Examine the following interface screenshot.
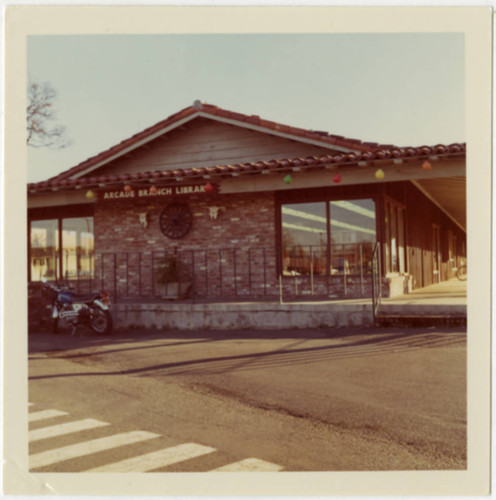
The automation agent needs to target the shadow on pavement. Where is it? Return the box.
[29,327,466,380]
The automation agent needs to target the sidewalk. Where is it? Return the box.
[382,278,467,305]
[378,279,467,320]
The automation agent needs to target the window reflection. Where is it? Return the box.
[30,219,59,281]
[281,199,376,276]
[330,200,376,275]
[282,202,327,276]
[29,217,94,281]
[62,218,94,280]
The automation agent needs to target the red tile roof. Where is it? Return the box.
[28,142,466,194]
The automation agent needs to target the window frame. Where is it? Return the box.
[277,193,379,278]
[28,204,94,282]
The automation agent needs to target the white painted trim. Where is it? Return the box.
[410,180,466,232]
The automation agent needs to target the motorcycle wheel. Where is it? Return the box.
[89,308,113,335]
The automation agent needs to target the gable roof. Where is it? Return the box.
[38,101,399,184]
[27,101,466,194]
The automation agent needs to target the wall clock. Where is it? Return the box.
[159,203,193,239]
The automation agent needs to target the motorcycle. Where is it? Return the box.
[41,281,113,336]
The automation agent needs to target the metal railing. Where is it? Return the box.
[34,243,377,303]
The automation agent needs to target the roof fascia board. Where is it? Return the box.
[199,112,359,154]
[410,179,466,233]
[28,191,93,208]
[71,112,202,179]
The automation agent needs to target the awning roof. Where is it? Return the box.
[413,176,466,230]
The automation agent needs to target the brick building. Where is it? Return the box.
[28,101,466,316]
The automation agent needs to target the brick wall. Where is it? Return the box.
[93,191,278,299]
[94,191,276,252]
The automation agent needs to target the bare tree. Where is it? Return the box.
[27,79,71,149]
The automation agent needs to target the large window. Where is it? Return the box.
[329,200,376,275]
[62,218,94,280]
[281,199,376,276]
[30,219,59,281]
[29,217,94,281]
[281,202,327,276]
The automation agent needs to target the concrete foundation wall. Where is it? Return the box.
[112,302,374,331]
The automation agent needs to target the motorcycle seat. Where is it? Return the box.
[71,293,101,302]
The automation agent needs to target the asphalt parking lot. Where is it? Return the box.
[29,325,467,470]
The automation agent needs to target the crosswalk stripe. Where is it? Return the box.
[29,431,159,469]
[28,409,68,422]
[85,442,217,472]
[211,458,284,472]
[29,419,110,442]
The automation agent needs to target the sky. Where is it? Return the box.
[27,33,465,183]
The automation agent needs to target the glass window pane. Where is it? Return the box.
[281,202,327,276]
[30,219,59,281]
[330,199,376,274]
[62,217,94,280]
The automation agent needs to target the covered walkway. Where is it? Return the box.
[382,279,467,305]
[377,279,467,325]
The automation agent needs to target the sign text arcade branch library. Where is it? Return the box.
[28,101,466,309]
